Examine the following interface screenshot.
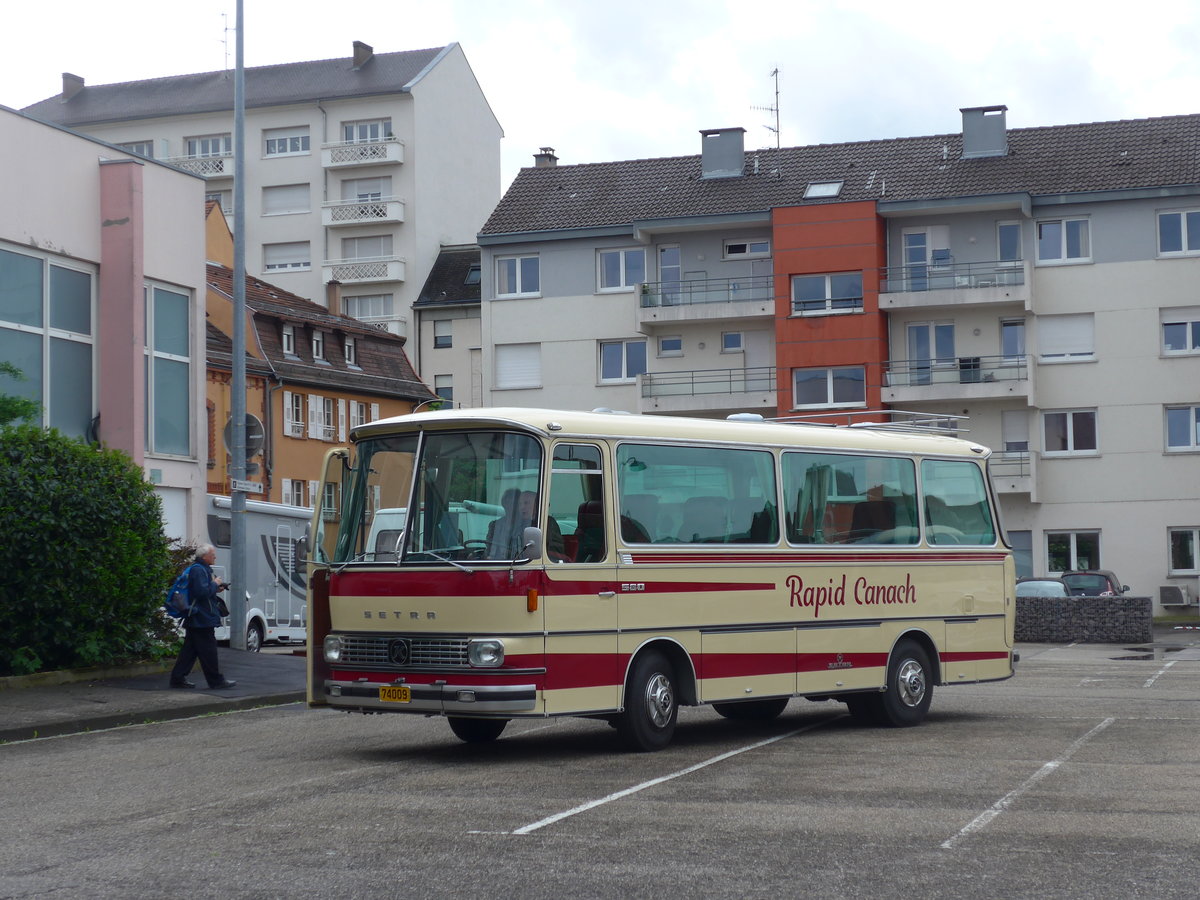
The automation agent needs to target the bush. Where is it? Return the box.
[0,425,177,676]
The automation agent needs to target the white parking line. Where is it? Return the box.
[475,716,840,836]
[1143,660,1177,689]
[940,717,1114,850]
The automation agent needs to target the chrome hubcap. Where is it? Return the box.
[644,672,674,727]
[896,659,925,707]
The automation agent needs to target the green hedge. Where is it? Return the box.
[0,425,177,676]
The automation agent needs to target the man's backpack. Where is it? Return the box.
[164,564,198,620]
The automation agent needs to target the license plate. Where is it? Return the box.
[379,685,411,703]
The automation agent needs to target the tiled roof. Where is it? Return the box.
[415,245,482,307]
[21,46,448,127]
[481,113,1200,236]
[206,264,434,401]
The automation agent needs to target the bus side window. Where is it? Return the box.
[550,443,605,563]
[921,459,996,545]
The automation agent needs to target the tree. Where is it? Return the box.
[0,425,176,675]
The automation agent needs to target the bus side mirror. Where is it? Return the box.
[522,526,544,562]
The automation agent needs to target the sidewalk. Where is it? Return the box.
[0,647,307,743]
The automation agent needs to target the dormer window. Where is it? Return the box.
[804,181,843,199]
[282,324,296,356]
[345,336,358,366]
[312,330,325,361]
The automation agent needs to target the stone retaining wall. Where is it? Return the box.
[1015,595,1153,644]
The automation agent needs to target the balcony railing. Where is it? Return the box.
[880,260,1024,293]
[640,274,774,308]
[884,354,1028,387]
[164,153,235,178]
[989,451,1031,478]
[321,137,404,168]
[321,197,405,227]
[641,366,776,398]
[322,256,406,284]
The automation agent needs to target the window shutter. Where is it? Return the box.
[308,394,320,438]
[370,403,380,422]
[283,391,293,434]
[495,343,541,389]
[1038,314,1094,357]
[308,481,319,509]
[262,184,310,215]
[338,399,347,441]
[282,478,293,506]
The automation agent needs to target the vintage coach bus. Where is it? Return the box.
[305,407,1015,752]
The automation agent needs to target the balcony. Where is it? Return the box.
[637,275,775,330]
[164,153,235,179]
[351,314,408,339]
[989,451,1035,495]
[321,197,405,228]
[639,366,776,415]
[879,260,1029,311]
[321,137,404,169]
[322,256,406,285]
[882,355,1030,404]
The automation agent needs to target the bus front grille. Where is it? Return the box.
[339,634,469,668]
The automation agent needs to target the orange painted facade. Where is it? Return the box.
[772,201,888,418]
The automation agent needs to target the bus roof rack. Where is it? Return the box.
[766,409,968,435]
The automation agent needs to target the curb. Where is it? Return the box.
[0,660,172,692]
[0,690,306,744]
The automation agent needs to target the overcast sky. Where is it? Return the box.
[4,0,1199,190]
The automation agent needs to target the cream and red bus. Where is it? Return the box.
[306,407,1015,752]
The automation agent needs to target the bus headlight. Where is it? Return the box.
[468,639,504,668]
[323,634,345,664]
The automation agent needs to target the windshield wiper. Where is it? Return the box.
[417,548,474,575]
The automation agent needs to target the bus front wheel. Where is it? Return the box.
[876,639,932,727]
[617,650,678,752]
[447,717,508,743]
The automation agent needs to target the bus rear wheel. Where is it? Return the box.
[617,650,678,752]
[875,639,932,727]
[447,717,508,743]
[712,698,788,721]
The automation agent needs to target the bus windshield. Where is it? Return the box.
[332,429,544,564]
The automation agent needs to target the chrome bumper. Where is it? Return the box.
[324,679,538,714]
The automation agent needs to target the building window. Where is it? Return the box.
[1157,209,1200,256]
[997,221,1022,263]
[284,391,305,437]
[264,126,310,157]
[145,283,192,456]
[0,246,96,440]
[1001,409,1030,452]
[1043,409,1098,455]
[118,140,154,158]
[723,239,771,258]
[791,272,863,315]
[1162,308,1200,354]
[599,339,647,383]
[433,320,452,349]
[344,336,357,367]
[322,483,338,519]
[261,184,310,216]
[1047,531,1101,573]
[495,343,541,389]
[312,330,325,361]
[598,248,646,291]
[1008,530,1033,578]
[1036,218,1090,264]
[1166,405,1200,451]
[435,374,453,401]
[496,255,540,297]
[1037,314,1094,361]
[1001,319,1026,362]
[464,264,481,285]
[341,176,389,202]
[263,242,310,271]
[658,335,683,357]
[186,134,231,158]
[722,332,743,353]
[792,366,866,408]
[1170,527,1200,574]
[343,118,392,143]
[343,294,393,320]
[350,401,368,430]
[206,190,232,216]
[320,396,335,440]
[282,478,306,507]
[342,234,391,260]
[804,182,843,199]
[281,324,295,356]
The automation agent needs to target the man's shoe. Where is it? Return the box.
[210,679,238,689]
[169,680,196,689]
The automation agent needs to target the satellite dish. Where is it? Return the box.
[223,414,265,458]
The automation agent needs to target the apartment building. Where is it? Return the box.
[477,110,1200,609]
[412,244,484,409]
[0,105,208,541]
[22,42,502,357]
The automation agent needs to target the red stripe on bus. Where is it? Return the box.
[625,551,1008,565]
[938,651,1012,662]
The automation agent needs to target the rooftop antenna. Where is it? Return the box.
[751,67,781,150]
[222,13,233,70]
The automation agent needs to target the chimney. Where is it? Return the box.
[326,280,342,313]
[960,105,1008,159]
[62,73,84,101]
[700,127,746,179]
[352,41,374,70]
[533,147,558,168]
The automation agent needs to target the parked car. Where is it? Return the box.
[1061,570,1129,597]
[1016,576,1070,598]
